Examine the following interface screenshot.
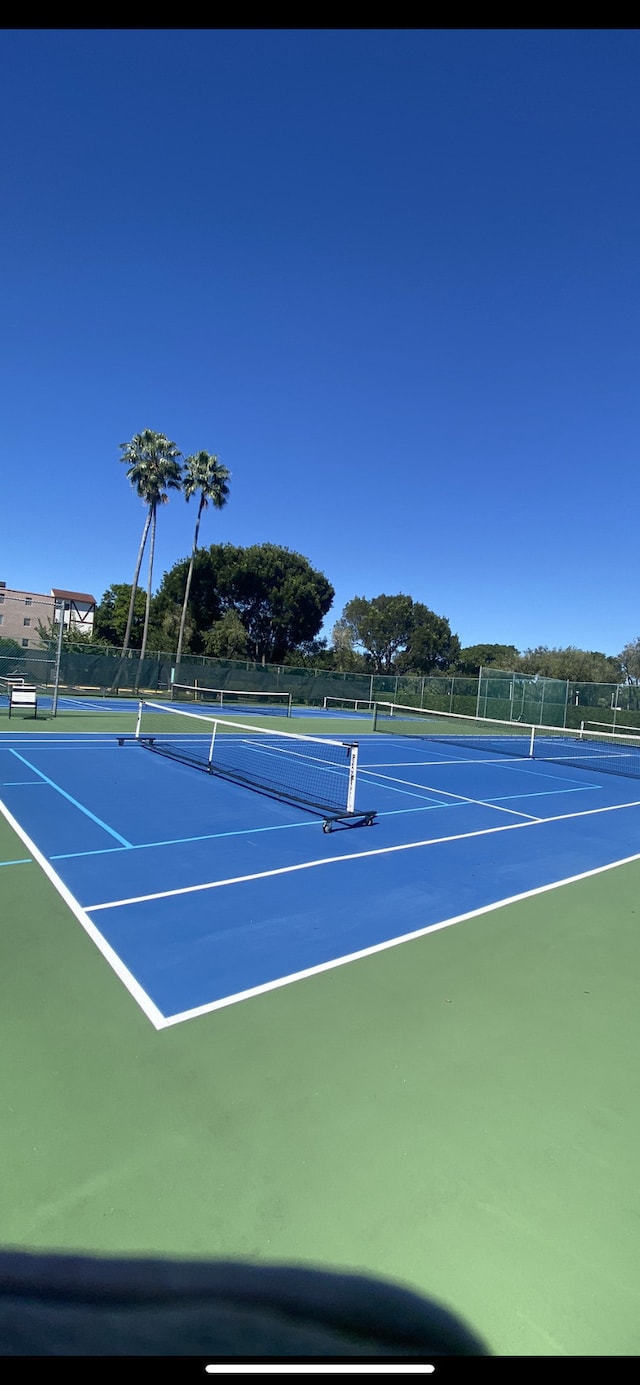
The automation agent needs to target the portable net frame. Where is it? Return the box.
[171,683,292,716]
[372,702,640,781]
[118,701,376,831]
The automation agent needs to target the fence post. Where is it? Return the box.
[51,599,67,716]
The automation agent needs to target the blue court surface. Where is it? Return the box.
[1,691,357,717]
[2,722,640,1029]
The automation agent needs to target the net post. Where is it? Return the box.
[528,724,535,758]
[346,744,358,813]
[135,700,143,738]
[287,692,293,717]
[208,719,217,766]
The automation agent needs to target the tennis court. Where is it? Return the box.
[1,702,639,1026]
[1,699,639,1354]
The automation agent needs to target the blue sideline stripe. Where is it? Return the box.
[48,783,599,862]
[50,818,317,861]
[9,750,132,847]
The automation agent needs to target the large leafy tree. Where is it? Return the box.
[519,646,622,682]
[397,603,461,674]
[340,594,459,674]
[619,637,640,683]
[175,451,230,666]
[119,429,183,663]
[93,584,147,648]
[341,595,414,672]
[329,618,370,672]
[155,543,334,663]
[455,643,521,676]
[202,610,248,658]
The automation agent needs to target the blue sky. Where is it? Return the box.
[2,29,639,657]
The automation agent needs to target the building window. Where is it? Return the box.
[25,597,32,606]
[0,593,4,602]
[0,614,3,624]
[23,617,31,627]
[22,639,29,647]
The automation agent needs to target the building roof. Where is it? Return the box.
[50,589,97,605]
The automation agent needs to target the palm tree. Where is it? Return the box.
[119,430,183,666]
[175,450,230,668]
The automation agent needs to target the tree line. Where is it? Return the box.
[7,426,636,685]
[86,574,640,686]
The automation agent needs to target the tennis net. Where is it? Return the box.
[120,701,376,827]
[372,702,640,780]
[1,675,31,692]
[583,718,640,737]
[171,682,292,716]
[322,695,375,714]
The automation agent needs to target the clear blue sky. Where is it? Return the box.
[2,29,639,657]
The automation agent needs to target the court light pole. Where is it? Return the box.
[52,599,68,717]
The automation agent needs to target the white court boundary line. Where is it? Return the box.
[357,765,542,820]
[162,845,640,1027]
[86,795,640,913]
[4,775,640,1030]
[0,797,165,1030]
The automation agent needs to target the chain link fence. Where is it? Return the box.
[2,644,639,732]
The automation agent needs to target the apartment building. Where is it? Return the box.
[0,583,96,648]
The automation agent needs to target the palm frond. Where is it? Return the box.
[182,449,230,510]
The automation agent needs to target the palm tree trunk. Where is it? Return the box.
[122,510,151,655]
[136,503,157,686]
[175,496,204,670]
[110,509,151,693]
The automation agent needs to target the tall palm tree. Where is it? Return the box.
[119,430,183,665]
[175,450,231,668]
